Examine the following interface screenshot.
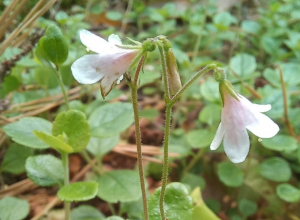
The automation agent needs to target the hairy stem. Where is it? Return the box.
[159,103,173,220]
[127,56,149,220]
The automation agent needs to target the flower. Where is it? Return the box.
[210,81,279,163]
[71,30,140,98]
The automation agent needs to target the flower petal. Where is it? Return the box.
[245,112,279,138]
[71,54,104,84]
[79,30,115,54]
[223,126,250,163]
[251,104,271,112]
[210,122,225,150]
[108,34,122,45]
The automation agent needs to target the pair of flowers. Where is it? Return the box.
[71,30,279,163]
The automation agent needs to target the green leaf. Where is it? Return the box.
[106,11,123,21]
[58,181,98,202]
[97,170,142,203]
[41,25,68,65]
[86,135,119,157]
[259,157,291,182]
[148,182,193,220]
[35,66,58,89]
[217,161,244,187]
[200,78,220,102]
[276,183,300,203]
[71,205,105,220]
[186,129,215,148]
[0,197,30,220]
[181,173,206,191]
[1,144,34,174]
[89,103,134,137]
[213,12,237,27]
[3,117,52,149]
[120,198,143,220]
[0,75,21,98]
[52,110,90,152]
[25,155,64,186]
[198,104,221,126]
[241,20,261,35]
[35,38,53,68]
[261,134,298,151]
[33,131,73,153]
[229,53,257,76]
[238,199,257,217]
[105,217,124,220]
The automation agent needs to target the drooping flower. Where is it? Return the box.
[210,80,279,163]
[71,30,141,98]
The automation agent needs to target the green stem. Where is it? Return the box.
[127,55,149,220]
[81,150,102,175]
[159,103,173,220]
[61,152,70,220]
[171,64,216,103]
[55,67,69,110]
[182,148,206,175]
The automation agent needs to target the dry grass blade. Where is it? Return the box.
[0,0,57,56]
[0,179,37,199]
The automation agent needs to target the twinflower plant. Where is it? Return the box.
[210,71,279,163]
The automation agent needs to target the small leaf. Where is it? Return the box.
[229,53,257,76]
[181,173,206,191]
[1,144,34,174]
[199,104,221,126]
[41,25,68,65]
[89,103,133,137]
[52,109,90,152]
[261,134,298,151]
[217,161,244,187]
[35,66,58,89]
[71,205,105,220]
[186,129,215,148]
[25,155,64,186]
[105,217,124,220]
[86,135,119,157]
[58,182,98,202]
[148,182,193,220]
[33,131,73,153]
[3,117,52,149]
[238,198,257,217]
[276,183,300,203]
[259,157,291,182]
[200,78,220,102]
[35,38,53,68]
[0,197,29,220]
[97,170,141,203]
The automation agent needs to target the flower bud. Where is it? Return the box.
[214,68,226,82]
[142,38,156,52]
[166,49,182,95]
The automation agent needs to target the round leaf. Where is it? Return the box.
[97,170,141,203]
[89,103,134,137]
[71,205,105,220]
[217,161,244,187]
[41,25,68,65]
[25,155,64,186]
[1,144,34,174]
[52,110,90,152]
[86,135,119,157]
[259,157,291,182]
[148,182,193,220]
[261,134,298,151]
[200,79,220,102]
[229,53,257,76]
[276,183,300,203]
[186,129,215,148]
[58,181,99,202]
[198,104,221,126]
[181,173,206,191]
[238,199,257,217]
[0,197,29,220]
[3,117,52,149]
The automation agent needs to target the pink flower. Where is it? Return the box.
[71,30,140,98]
[210,81,279,163]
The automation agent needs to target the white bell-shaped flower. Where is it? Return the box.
[210,81,279,163]
[71,30,140,98]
